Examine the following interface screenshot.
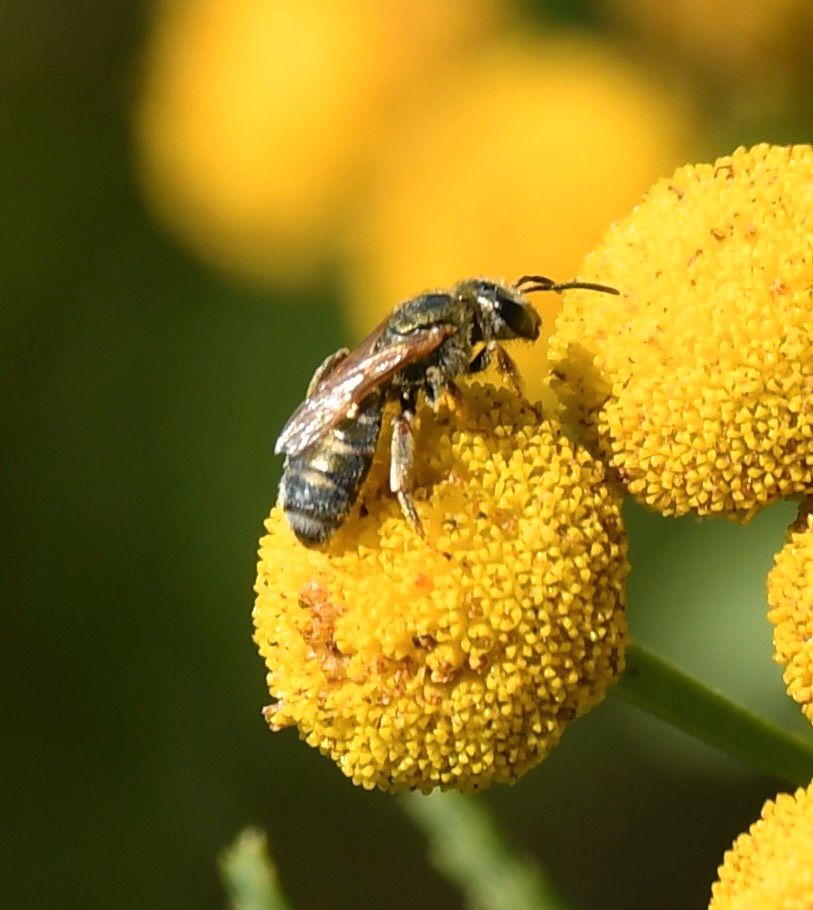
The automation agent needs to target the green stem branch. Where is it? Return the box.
[401,790,570,910]
[614,641,813,786]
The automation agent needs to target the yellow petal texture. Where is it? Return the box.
[709,780,813,909]
[341,35,694,404]
[136,0,498,286]
[767,499,813,723]
[253,381,628,792]
[548,143,813,519]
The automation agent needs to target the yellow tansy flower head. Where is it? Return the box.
[767,498,813,723]
[253,381,628,792]
[709,779,813,909]
[548,144,813,519]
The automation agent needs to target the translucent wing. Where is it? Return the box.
[275,323,455,456]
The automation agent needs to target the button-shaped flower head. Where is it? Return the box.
[767,498,813,723]
[548,144,813,519]
[254,381,628,792]
[709,779,813,908]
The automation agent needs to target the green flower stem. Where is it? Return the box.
[220,828,291,910]
[614,641,813,786]
[401,790,571,910]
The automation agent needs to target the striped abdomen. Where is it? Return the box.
[279,389,384,546]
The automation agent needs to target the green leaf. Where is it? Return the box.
[220,828,291,910]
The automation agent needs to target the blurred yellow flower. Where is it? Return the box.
[253,380,628,792]
[341,34,694,402]
[136,0,498,286]
[709,779,813,909]
[768,499,813,724]
[605,0,813,96]
[548,143,813,519]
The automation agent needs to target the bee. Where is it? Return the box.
[275,275,618,546]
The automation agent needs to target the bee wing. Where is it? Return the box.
[275,323,455,456]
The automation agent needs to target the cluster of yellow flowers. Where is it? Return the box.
[135,0,812,896]
[544,143,813,907]
[251,141,813,904]
[254,383,628,791]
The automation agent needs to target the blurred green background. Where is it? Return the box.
[5,1,813,908]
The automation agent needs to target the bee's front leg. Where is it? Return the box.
[469,342,524,396]
[390,399,424,537]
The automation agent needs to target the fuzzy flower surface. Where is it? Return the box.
[767,499,813,723]
[548,143,813,519]
[709,779,813,909]
[254,381,628,792]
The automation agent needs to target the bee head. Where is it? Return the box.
[459,279,542,343]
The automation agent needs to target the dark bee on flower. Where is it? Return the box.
[275,275,618,546]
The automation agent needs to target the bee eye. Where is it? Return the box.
[496,297,540,340]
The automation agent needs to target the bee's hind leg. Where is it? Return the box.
[307,347,351,395]
[390,402,424,538]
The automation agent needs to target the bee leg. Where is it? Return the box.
[424,366,462,413]
[494,346,525,396]
[443,380,465,412]
[424,366,444,409]
[469,342,525,396]
[306,347,351,396]
[390,406,424,537]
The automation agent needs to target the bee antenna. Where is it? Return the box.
[515,274,619,296]
[514,274,551,289]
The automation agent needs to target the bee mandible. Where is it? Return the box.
[275,275,618,546]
